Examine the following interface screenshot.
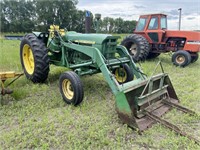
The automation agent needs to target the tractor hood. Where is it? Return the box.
[64,31,120,45]
[165,30,200,41]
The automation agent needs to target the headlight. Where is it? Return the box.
[40,34,44,38]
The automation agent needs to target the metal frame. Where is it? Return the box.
[0,72,23,104]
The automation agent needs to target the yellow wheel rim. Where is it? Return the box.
[62,79,74,100]
[115,68,127,83]
[22,44,35,74]
[176,55,185,64]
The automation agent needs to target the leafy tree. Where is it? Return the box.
[99,17,137,33]
[102,17,109,32]
[114,17,124,33]
[35,0,78,31]
[70,10,86,33]
[0,0,137,33]
[108,17,115,33]
[1,0,35,32]
[0,11,9,32]
[123,20,137,33]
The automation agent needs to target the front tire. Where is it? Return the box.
[121,34,150,62]
[20,33,49,83]
[172,50,191,67]
[59,71,84,106]
[113,64,133,84]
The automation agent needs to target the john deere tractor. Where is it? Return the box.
[20,25,199,142]
[121,13,200,67]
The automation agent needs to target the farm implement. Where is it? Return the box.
[121,13,200,67]
[0,72,23,104]
[20,25,199,144]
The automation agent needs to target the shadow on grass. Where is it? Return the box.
[47,65,69,84]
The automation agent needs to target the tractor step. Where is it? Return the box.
[138,98,200,145]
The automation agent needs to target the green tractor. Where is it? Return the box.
[20,25,198,142]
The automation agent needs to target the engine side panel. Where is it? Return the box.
[164,30,200,52]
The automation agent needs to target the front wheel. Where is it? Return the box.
[112,64,134,84]
[172,50,191,67]
[59,71,84,106]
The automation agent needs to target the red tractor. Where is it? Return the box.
[121,13,200,67]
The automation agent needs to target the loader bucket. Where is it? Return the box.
[115,73,179,131]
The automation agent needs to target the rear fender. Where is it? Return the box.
[32,32,49,45]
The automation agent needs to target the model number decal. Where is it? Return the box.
[187,41,200,45]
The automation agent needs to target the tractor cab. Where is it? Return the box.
[134,14,167,44]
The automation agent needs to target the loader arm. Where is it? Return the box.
[60,40,146,95]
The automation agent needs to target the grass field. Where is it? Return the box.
[0,38,200,149]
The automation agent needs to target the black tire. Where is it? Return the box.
[112,64,133,84]
[121,34,150,62]
[59,71,84,106]
[191,53,199,63]
[147,52,160,59]
[172,50,191,67]
[20,33,49,83]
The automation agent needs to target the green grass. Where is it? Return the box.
[0,39,200,149]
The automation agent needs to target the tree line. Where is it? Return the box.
[0,0,137,34]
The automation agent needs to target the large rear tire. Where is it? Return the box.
[121,34,150,62]
[20,33,49,83]
[59,71,84,106]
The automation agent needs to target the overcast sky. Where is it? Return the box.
[77,0,200,30]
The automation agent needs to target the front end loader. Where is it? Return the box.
[20,25,199,143]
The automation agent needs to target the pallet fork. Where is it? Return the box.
[114,61,199,144]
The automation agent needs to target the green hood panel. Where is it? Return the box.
[65,32,120,44]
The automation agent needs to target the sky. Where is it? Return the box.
[77,0,200,30]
